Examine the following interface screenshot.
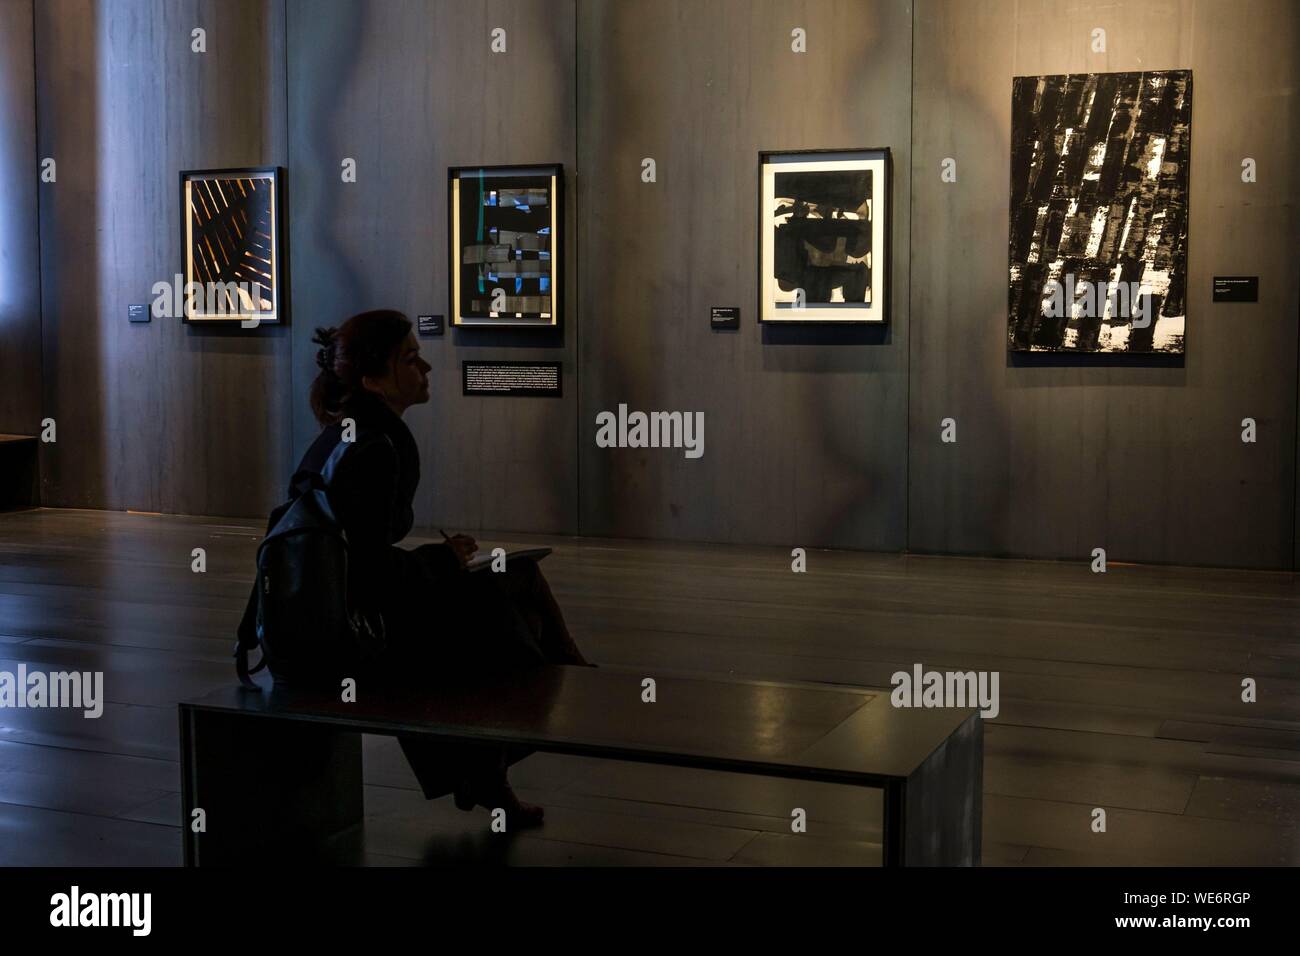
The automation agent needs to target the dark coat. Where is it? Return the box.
[239,389,546,680]
[287,389,462,652]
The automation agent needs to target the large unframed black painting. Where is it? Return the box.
[773,169,873,304]
[1008,70,1191,353]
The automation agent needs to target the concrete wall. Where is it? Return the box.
[0,0,40,435]
[576,0,913,549]
[908,0,1300,569]
[34,0,292,515]
[14,0,1300,568]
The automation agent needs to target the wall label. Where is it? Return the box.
[710,306,740,330]
[463,361,561,397]
[1212,277,1258,303]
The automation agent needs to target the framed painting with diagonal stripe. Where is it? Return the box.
[181,166,285,325]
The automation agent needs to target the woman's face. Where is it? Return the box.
[364,331,431,412]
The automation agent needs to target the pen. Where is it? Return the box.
[439,528,451,541]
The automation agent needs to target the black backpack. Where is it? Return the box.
[235,435,389,688]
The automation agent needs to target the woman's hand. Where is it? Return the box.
[445,533,477,568]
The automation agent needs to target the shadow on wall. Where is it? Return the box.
[913,22,1021,556]
[577,0,655,540]
[0,0,42,439]
[749,0,902,549]
[290,0,369,466]
[37,1,105,508]
[34,0,295,517]
[178,0,293,515]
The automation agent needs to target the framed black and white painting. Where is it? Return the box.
[758,148,889,323]
[449,164,562,328]
[1008,70,1191,353]
[180,166,285,324]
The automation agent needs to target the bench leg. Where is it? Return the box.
[180,707,364,866]
[882,713,983,866]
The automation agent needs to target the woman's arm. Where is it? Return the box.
[330,436,462,585]
[329,436,402,551]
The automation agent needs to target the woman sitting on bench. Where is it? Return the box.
[298,308,592,828]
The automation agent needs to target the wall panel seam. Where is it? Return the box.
[30,0,45,488]
[905,0,916,555]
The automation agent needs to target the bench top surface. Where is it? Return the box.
[184,665,976,782]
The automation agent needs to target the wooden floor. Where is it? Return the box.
[0,507,1296,866]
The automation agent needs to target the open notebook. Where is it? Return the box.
[465,546,553,573]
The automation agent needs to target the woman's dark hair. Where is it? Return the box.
[310,310,413,425]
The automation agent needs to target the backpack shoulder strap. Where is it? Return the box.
[234,580,266,689]
[292,431,393,496]
[319,435,357,486]
[317,431,396,494]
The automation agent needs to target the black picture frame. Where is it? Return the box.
[447,163,563,329]
[178,165,287,326]
[756,147,891,325]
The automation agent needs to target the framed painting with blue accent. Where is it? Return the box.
[448,164,562,328]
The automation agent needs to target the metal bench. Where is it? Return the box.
[179,665,982,866]
[0,435,38,510]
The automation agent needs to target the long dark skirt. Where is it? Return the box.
[380,556,584,800]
